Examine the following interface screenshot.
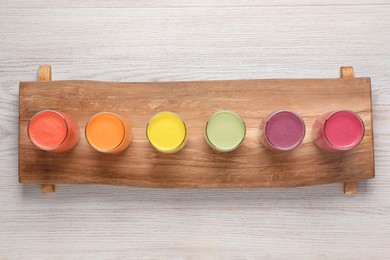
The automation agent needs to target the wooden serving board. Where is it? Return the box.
[19,67,374,193]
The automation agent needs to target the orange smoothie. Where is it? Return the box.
[85,112,132,154]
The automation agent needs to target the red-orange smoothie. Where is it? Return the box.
[28,110,79,152]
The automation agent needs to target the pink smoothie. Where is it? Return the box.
[324,110,364,149]
[28,111,67,149]
[265,111,305,150]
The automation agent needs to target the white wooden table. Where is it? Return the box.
[1,1,389,259]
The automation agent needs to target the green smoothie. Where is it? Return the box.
[206,110,246,152]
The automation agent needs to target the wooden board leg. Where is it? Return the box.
[38,65,56,193]
[340,66,357,195]
[41,184,56,193]
[38,65,52,81]
[340,66,354,79]
[344,181,357,195]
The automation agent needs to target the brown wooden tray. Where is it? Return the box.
[19,66,374,194]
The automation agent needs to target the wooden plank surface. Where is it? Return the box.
[19,78,374,188]
[1,1,390,259]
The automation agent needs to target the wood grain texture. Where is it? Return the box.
[19,78,374,188]
[1,2,390,259]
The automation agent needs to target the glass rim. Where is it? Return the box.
[27,109,69,151]
[146,111,187,153]
[264,110,306,151]
[85,112,127,153]
[323,109,365,151]
[205,110,246,152]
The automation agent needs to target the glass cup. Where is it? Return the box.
[146,111,187,154]
[85,112,132,154]
[261,110,305,152]
[205,110,246,152]
[28,110,79,152]
[312,110,364,152]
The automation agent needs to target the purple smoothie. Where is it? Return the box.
[265,111,305,150]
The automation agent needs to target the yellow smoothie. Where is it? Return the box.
[146,112,187,153]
